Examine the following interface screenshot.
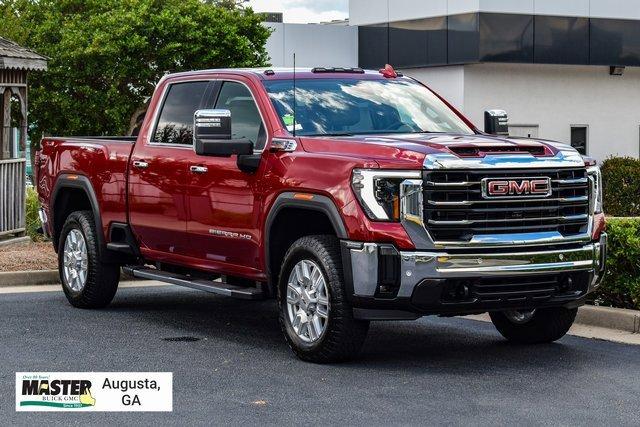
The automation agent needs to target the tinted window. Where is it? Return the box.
[215,82,266,149]
[152,82,208,144]
[390,19,428,68]
[479,13,533,63]
[571,126,587,155]
[358,24,389,69]
[388,17,448,68]
[426,17,448,65]
[590,19,640,66]
[448,13,479,64]
[535,16,588,65]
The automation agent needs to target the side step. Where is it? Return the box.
[122,266,265,300]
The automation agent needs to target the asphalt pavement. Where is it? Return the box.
[1,284,639,425]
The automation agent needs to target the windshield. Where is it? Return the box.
[263,78,475,136]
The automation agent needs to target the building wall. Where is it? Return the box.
[350,0,640,26]
[403,66,466,111]
[464,63,640,160]
[264,15,640,161]
[409,63,640,161]
[264,23,358,68]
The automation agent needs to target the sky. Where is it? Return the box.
[245,0,349,23]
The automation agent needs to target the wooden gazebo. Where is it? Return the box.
[0,37,47,238]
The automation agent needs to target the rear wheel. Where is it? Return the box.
[58,211,120,308]
[490,307,577,344]
[278,235,369,363]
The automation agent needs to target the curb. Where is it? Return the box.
[0,236,32,248]
[576,305,640,334]
[0,268,142,287]
[0,270,59,287]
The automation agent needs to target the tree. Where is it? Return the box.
[0,0,271,146]
[207,0,249,9]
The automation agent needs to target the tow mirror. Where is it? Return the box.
[193,109,253,157]
[484,109,509,136]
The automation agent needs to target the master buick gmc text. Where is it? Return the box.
[36,66,607,363]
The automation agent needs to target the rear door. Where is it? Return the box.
[128,80,212,258]
[184,78,269,276]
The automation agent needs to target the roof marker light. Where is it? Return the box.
[379,64,399,78]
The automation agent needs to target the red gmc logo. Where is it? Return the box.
[482,178,551,198]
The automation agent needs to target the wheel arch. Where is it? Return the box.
[264,192,348,287]
[51,174,105,254]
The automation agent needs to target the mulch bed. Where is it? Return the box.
[0,241,57,272]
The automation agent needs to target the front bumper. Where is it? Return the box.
[343,233,607,320]
[38,207,52,239]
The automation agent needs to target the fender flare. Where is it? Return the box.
[264,192,348,281]
[51,174,105,252]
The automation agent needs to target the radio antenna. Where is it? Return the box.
[292,52,297,137]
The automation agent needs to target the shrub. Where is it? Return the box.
[25,187,41,241]
[601,157,640,217]
[592,217,640,310]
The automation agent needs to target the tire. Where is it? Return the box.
[489,307,578,344]
[278,235,369,363]
[58,210,120,309]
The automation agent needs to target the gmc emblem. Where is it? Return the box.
[481,177,552,199]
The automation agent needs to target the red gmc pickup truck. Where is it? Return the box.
[36,67,607,363]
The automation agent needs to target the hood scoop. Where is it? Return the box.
[449,144,549,158]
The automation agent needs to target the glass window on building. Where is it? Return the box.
[570,125,588,155]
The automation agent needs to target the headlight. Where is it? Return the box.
[587,165,603,214]
[351,169,422,221]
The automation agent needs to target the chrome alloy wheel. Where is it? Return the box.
[62,229,88,292]
[504,309,537,324]
[286,259,330,343]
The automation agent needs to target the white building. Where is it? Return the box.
[264,22,357,69]
[264,0,640,161]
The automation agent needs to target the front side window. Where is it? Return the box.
[263,78,475,137]
[215,81,266,150]
[152,81,208,144]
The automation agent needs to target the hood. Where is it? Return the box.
[300,133,585,169]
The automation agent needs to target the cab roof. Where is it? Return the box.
[164,67,404,81]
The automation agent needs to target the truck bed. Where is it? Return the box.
[36,136,137,244]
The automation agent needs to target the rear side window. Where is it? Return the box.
[152,81,209,145]
[215,82,266,150]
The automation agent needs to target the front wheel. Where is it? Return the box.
[278,235,369,363]
[58,211,120,309]
[489,307,577,344]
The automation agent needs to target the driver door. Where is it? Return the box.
[184,79,269,276]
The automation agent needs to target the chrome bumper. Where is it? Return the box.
[345,233,607,299]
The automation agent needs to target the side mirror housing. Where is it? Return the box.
[484,110,509,136]
[193,109,253,157]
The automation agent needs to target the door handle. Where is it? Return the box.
[133,160,149,169]
[190,165,208,174]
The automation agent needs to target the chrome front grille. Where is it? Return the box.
[423,168,590,243]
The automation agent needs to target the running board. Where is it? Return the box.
[122,266,265,300]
